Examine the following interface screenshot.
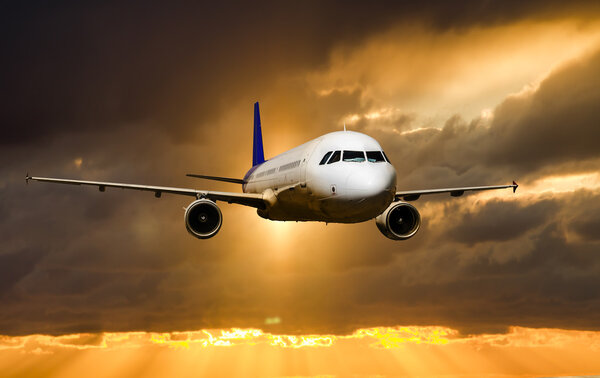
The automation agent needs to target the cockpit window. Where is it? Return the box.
[327,150,341,164]
[319,151,333,165]
[343,151,366,162]
[382,151,391,164]
[366,151,385,162]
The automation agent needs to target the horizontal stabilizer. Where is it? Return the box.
[186,174,245,184]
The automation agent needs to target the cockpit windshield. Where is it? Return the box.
[319,150,389,164]
[319,151,333,165]
[343,151,366,162]
[327,150,341,164]
[366,151,385,162]
[382,151,391,164]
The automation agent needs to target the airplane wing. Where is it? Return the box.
[26,175,266,209]
[395,181,518,201]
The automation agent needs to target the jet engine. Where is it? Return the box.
[184,199,222,239]
[375,202,421,240]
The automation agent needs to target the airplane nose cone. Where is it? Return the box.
[346,165,396,199]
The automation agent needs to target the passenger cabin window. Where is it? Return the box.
[327,150,341,164]
[366,151,385,162]
[319,151,333,165]
[343,151,365,162]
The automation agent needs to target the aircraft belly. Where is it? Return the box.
[264,189,322,221]
[264,191,389,223]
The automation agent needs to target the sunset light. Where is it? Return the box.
[3,327,600,377]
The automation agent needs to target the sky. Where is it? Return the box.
[2,1,600,376]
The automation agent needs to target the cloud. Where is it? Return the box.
[0,249,46,298]
[3,326,600,378]
[445,198,557,245]
[3,2,599,145]
[484,50,600,172]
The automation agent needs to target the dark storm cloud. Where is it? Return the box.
[568,192,600,241]
[2,1,599,145]
[572,216,600,241]
[484,51,600,172]
[0,249,46,297]
[446,199,557,245]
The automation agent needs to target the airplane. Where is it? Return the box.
[26,102,517,240]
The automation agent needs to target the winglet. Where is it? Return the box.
[512,180,518,193]
[252,102,265,167]
[25,172,31,184]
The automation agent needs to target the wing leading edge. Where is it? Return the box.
[395,181,518,201]
[26,175,266,209]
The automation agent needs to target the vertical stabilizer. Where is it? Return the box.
[253,102,265,166]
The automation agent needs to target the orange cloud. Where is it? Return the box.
[308,20,600,125]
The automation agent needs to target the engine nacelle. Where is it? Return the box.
[376,202,421,240]
[184,199,222,239]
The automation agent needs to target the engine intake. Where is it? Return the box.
[184,199,222,239]
[376,202,421,240]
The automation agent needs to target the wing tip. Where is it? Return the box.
[512,180,518,193]
[25,172,31,184]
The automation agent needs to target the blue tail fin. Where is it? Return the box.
[252,102,265,166]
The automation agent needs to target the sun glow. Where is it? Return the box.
[352,326,454,348]
[468,172,600,205]
[4,326,599,353]
[527,172,600,194]
[0,326,452,353]
[480,108,494,120]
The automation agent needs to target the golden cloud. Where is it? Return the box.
[2,326,600,377]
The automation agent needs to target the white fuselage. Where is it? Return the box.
[242,131,397,223]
